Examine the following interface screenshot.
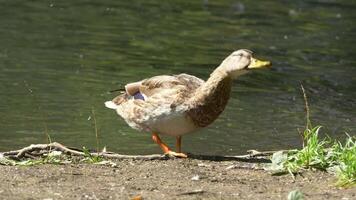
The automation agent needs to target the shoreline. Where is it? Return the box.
[1,158,355,200]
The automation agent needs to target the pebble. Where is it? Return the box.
[191,175,200,181]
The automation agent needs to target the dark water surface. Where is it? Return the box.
[0,0,355,155]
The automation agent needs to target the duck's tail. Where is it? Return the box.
[104,101,119,109]
[105,92,131,110]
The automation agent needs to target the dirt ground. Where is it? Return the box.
[0,158,355,200]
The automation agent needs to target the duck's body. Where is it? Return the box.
[105,49,271,157]
[106,74,204,136]
[106,71,232,136]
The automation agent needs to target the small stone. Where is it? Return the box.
[191,175,200,181]
[198,163,210,167]
[226,165,236,170]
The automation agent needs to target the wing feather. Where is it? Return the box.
[109,73,204,107]
[139,74,204,98]
[106,74,205,131]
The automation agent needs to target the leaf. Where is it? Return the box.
[272,151,288,165]
[0,154,16,166]
[288,190,304,200]
[95,160,117,167]
[265,151,288,172]
[47,151,62,157]
[326,165,341,175]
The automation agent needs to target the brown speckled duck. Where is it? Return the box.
[105,49,271,157]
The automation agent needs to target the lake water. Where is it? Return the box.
[0,0,355,155]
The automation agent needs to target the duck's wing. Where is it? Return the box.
[105,74,205,132]
[139,73,204,99]
[105,73,204,109]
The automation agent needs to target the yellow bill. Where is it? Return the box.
[247,57,272,69]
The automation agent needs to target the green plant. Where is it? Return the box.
[0,151,70,166]
[332,135,356,186]
[269,127,356,187]
[268,85,355,186]
[81,146,103,163]
[285,126,330,173]
[288,190,304,200]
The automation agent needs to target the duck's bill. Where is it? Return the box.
[247,57,272,69]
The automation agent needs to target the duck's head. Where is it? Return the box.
[219,49,271,78]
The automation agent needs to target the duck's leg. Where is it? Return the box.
[176,136,182,153]
[151,133,187,158]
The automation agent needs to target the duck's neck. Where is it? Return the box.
[187,67,233,127]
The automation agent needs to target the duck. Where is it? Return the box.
[105,49,271,158]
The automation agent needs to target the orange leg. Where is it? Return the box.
[151,133,187,158]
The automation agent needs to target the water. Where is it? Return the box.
[0,0,355,155]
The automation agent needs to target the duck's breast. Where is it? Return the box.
[149,109,198,136]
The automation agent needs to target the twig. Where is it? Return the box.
[178,189,205,196]
[1,143,294,162]
[91,107,99,153]
[300,84,312,130]
[246,149,292,156]
[2,150,21,156]
[297,127,305,147]
[5,142,166,160]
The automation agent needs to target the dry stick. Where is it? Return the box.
[246,149,294,157]
[1,146,268,157]
[297,127,304,148]
[91,107,99,153]
[178,189,205,196]
[301,84,312,130]
[0,143,284,161]
[8,143,84,157]
[10,142,166,160]
[300,84,312,149]
[301,84,313,166]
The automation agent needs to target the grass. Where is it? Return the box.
[0,151,70,166]
[288,190,304,200]
[332,135,356,186]
[282,127,356,187]
[0,147,111,166]
[285,126,329,173]
[269,85,356,187]
[91,107,100,153]
[82,146,103,163]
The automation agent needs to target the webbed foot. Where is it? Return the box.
[165,151,188,158]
